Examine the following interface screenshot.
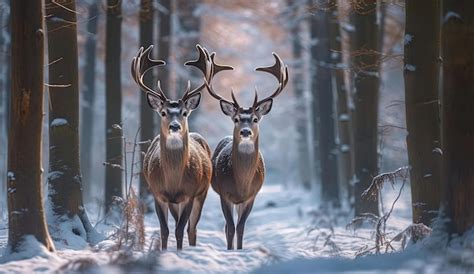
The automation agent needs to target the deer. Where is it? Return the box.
[204,51,289,249]
[131,44,218,250]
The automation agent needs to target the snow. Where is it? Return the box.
[404,34,413,46]
[443,11,462,23]
[0,181,473,273]
[404,64,416,72]
[50,118,69,127]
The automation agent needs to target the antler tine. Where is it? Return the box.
[231,88,240,108]
[252,88,258,108]
[254,52,289,106]
[183,44,222,101]
[131,45,167,101]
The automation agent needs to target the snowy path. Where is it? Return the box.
[0,184,414,273]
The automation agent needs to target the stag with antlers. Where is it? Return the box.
[205,51,289,249]
[131,45,216,250]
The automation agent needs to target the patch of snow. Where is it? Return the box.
[404,34,414,46]
[443,11,462,23]
[404,64,416,72]
[50,118,68,127]
[7,171,15,181]
[339,114,350,122]
[48,171,64,181]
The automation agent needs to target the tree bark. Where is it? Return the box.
[441,0,474,234]
[45,0,96,243]
[105,0,123,212]
[404,0,441,226]
[156,0,171,106]
[310,1,339,205]
[287,0,312,189]
[8,0,54,252]
[139,0,154,200]
[328,0,355,204]
[80,1,99,200]
[351,0,380,216]
[176,0,200,126]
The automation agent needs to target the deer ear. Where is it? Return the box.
[220,100,237,117]
[256,98,273,117]
[185,92,201,110]
[147,93,164,110]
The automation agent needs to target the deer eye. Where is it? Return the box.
[161,111,166,117]
[253,117,258,123]
[233,117,239,123]
[182,111,188,117]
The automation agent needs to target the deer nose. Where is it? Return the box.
[240,128,252,137]
[169,122,181,132]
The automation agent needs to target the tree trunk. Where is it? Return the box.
[156,0,171,107]
[328,1,355,204]
[310,1,339,205]
[105,0,123,212]
[404,0,441,226]
[7,0,54,252]
[351,0,380,216]
[176,0,200,126]
[139,0,154,201]
[80,2,99,201]
[287,0,312,189]
[441,0,474,235]
[45,0,96,243]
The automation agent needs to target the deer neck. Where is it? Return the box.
[160,128,189,181]
[232,136,259,183]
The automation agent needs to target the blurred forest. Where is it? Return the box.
[0,0,473,272]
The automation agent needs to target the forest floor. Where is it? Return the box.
[0,183,473,273]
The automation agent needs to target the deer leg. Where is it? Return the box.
[169,203,179,226]
[220,197,235,250]
[175,199,194,250]
[187,192,208,246]
[154,200,169,250]
[236,198,255,250]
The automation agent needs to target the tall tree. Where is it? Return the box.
[45,0,96,243]
[328,0,354,203]
[7,0,54,252]
[404,0,441,226]
[441,0,474,235]
[176,0,201,126]
[310,1,339,205]
[80,1,99,198]
[350,0,380,216]
[139,0,154,200]
[0,2,9,207]
[287,0,311,189]
[105,0,123,212]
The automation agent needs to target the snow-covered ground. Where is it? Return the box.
[1,182,472,273]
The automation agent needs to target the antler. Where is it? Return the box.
[131,45,167,101]
[203,51,237,107]
[183,44,233,102]
[253,52,289,108]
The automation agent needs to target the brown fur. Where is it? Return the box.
[143,128,212,249]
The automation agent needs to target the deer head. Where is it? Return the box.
[131,45,224,149]
[205,53,289,153]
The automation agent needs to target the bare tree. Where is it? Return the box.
[138,0,154,201]
[286,0,312,189]
[176,0,201,127]
[80,1,99,198]
[441,0,474,234]
[404,0,441,226]
[45,0,96,243]
[7,0,54,252]
[105,0,123,212]
[350,0,380,216]
[328,0,355,203]
[309,0,339,205]
[157,0,171,95]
